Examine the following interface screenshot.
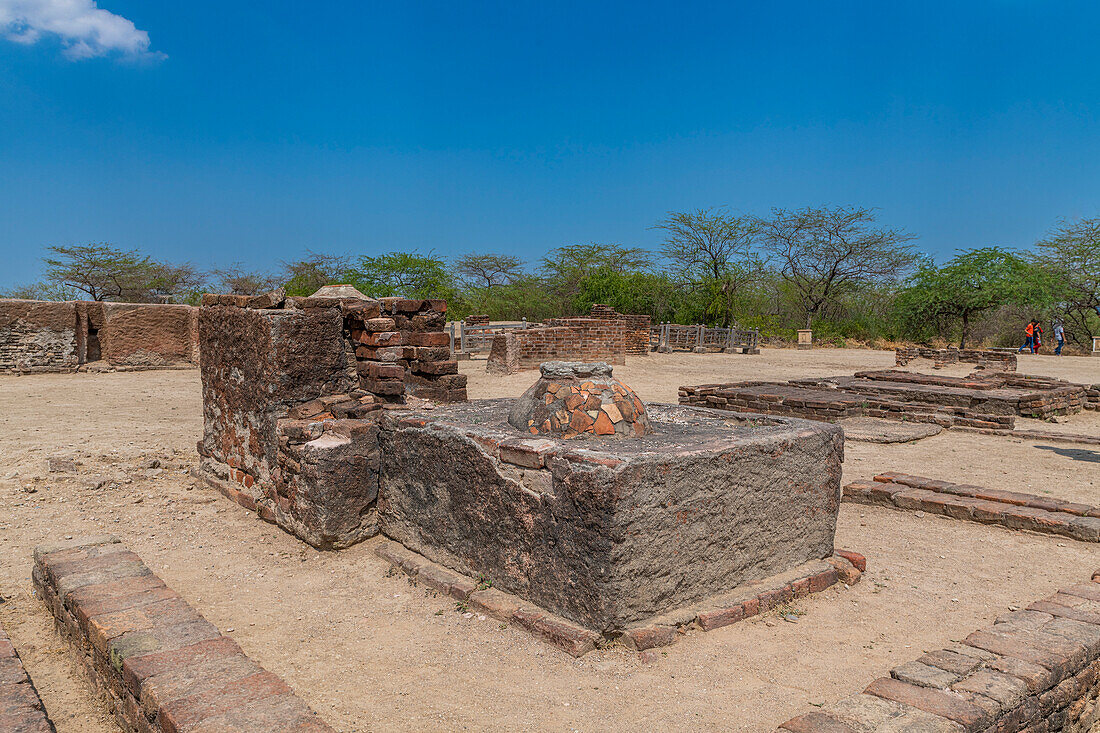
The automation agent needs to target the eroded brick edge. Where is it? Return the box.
[32,535,334,733]
[778,569,1100,732]
[0,624,56,732]
[843,472,1100,543]
[374,538,864,658]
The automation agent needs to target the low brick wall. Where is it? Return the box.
[0,624,55,732]
[779,570,1100,732]
[589,304,651,356]
[679,370,1088,430]
[0,298,200,373]
[486,318,628,375]
[33,535,333,733]
[896,346,1018,371]
[844,473,1100,542]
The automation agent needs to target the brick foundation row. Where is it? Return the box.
[679,370,1091,430]
[32,535,333,733]
[375,538,863,657]
[779,570,1100,732]
[0,625,54,732]
[844,473,1100,542]
[896,346,1018,371]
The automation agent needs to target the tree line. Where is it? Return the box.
[5,206,1099,351]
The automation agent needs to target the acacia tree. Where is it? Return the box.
[538,243,652,315]
[454,253,524,290]
[1035,217,1100,349]
[346,251,457,301]
[759,206,918,329]
[895,248,1054,348]
[281,253,352,296]
[653,207,763,327]
[210,264,279,296]
[44,244,156,301]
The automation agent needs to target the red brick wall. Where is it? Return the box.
[589,304,651,355]
[487,319,628,374]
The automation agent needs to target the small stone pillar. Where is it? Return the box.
[797,329,813,350]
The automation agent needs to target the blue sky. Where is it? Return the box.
[2,1,1099,289]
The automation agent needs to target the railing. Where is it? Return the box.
[450,319,531,358]
[650,323,759,354]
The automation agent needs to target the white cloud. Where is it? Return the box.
[0,0,163,60]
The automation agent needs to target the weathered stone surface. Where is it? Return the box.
[378,401,843,632]
[0,298,79,372]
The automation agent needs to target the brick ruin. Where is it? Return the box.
[0,298,199,373]
[680,369,1094,431]
[486,317,630,375]
[196,289,466,549]
[895,346,1018,371]
[588,304,652,355]
[197,310,852,644]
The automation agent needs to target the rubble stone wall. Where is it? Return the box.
[377,401,843,633]
[0,298,200,373]
[196,292,466,549]
[486,318,628,375]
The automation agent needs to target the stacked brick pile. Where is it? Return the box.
[896,346,1018,371]
[508,362,653,438]
[487,318,628,375]
[33,535,333,732]
[679,370,1088,430]
[779,569,1100,732]
[845,473,1100,542]
[589,304,651,355]
[345,297,464,403]
[197,289,466,550]
[0,625,54,732]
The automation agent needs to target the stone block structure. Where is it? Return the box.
[486,318,628,375]
[377,380,844,634]
[196,290,466,549]
[33,535,334,732]
[0,298,199,373]
[589,304,651,356]
[779,568,1100,732]
[896,346,1018,371]
[680,369,1088,430]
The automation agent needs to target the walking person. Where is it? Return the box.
[1032,321,1042,353]
[1018,320,1035,353]
[1054,322,1065,355]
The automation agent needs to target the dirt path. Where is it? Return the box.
[1,349,1098,731]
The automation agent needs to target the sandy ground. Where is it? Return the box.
[0,348,1098,732]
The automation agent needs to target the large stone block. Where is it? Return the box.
[378,401,843,632]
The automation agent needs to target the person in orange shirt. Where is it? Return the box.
[1018,320,1035,353]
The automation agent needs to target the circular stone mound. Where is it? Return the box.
[508,361,654,438]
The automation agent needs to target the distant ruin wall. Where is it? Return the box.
[0,298,199,373]
[0,299,80,372]
[589,304,651,355]
[895,346,1017,371]
[487,318,628,375]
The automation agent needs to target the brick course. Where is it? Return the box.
[778,570,1100,732]
[32,535,333,733]
[843,473,1100,543]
